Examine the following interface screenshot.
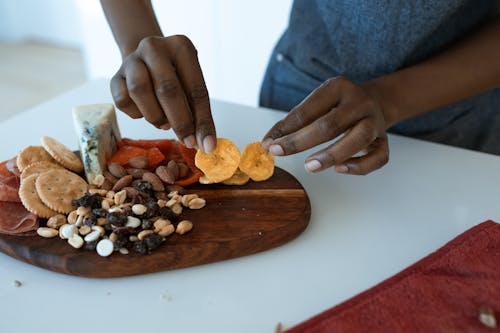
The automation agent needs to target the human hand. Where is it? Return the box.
[110,35,216,152]
[262,77,389,175]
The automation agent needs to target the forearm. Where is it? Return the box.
[364,16,500,128]
[100,0,163,57]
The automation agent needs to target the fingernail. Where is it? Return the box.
[334,165,348,173]
[262,138,273,151]
[269,144,284,156]
[305,159,322,172]
[203,135,216,153]
[160,124,171,130]
[183,135,196,148]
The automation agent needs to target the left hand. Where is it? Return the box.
[262,77,389,175]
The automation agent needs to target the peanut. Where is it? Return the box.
[88,188,108,196]
[79,224,92,236]
[76,206,90,216]
[91,225,105,237]
[188,198,206,210]
[157,199,167,208]
[106,190,115,199]
[132,204,147,215]
[68,234,84,249]
[101,199,111,210]
[172,203,183,215]
[92,174,105,187]
[158,224,175,237]
[176,220,193,235]
[181,194,199,207]
[125,216,141,228]
[109,232,118,242]
[37,227,58,238]
[153,218,171,232]
[46,214,67,229]
[114,189,127,205]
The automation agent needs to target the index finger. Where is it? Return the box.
[262,77,343,149]
[170,36,216,153]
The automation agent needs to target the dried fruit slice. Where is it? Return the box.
[199,175,216,184]
[222,168,250,185]
[195,138,240,183]
[239,142,274,182]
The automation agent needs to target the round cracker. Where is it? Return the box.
[21,161,64,181]
[239,142,275,182]
[195,138,241,183]
[41,136,83,173]
[16,146,56,172]
[18,174,58,218]
[35,169,88,214]
[223,168,250,185]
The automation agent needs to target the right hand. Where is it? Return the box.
[110,35,216,152]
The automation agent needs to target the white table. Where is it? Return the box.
[1,79,499,333]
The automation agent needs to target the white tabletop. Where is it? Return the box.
[1,79,499,333]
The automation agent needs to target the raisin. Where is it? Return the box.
[72,193,101,209]
[113,226,135,236]
[142,201,160,219]
[106,212,127,226]
[133,241,148,254]
[113,235,130,249]
[159,206,179,222]
[84,214,97,227]
[84,240,98,251]
[92,208,108,218]
[144,233,163,251]
[141,219,153,230]
[134,180,154,196]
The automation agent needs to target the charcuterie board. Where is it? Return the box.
[0,167,310,278]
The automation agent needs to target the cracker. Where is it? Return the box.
[16,146,56,172]
[41,136,83,173]
[18,174,58,218]
[35,169,88,214]
[20,161,64,181]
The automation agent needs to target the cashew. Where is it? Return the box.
[153,218,171,232]
[158,224,175,237]
[138,230,154,240]
[92,174,105,187]
[76,206,90,216]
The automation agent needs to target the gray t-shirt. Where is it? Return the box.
[260,0,500,154]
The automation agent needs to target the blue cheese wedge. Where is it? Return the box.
[72,104,121,184]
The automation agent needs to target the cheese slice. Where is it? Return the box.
[72,103,121,184]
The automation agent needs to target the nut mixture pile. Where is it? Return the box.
[35,154,205,257]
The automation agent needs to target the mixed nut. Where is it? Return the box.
[36,158,205,257]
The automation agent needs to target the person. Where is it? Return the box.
[100,0,500,176]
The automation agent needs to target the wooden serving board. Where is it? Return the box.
[0,167,310,278]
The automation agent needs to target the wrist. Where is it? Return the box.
[361,78,400,128]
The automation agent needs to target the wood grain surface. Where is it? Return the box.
[0,167,310,278]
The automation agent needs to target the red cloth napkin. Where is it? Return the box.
[285,221,500,333]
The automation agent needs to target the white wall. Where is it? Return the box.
[78,0,293,107]
[0,0,83,48]
[0,0,293,107]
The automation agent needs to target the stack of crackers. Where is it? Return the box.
[18,136,88,218]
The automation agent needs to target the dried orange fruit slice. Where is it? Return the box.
[239,142,274,181]
[195,138,240,183]
[223,168,250,185]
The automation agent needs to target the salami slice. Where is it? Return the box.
[0,201,39,235]
[0,158,21,202]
